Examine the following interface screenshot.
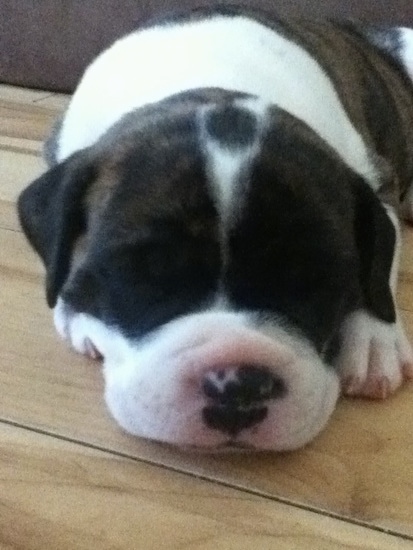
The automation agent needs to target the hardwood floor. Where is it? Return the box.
[1,84,413,549]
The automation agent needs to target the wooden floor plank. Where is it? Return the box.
[0,84,53,104]
[0,149,45,203]
[33,92,70,110]
[0,96,59,143]
[0,135,43,155]
[0,150,45,232]
[0,200,20,232]
[1,422,411,550]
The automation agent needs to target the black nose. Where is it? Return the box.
[202,366,286,436]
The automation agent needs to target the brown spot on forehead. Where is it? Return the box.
[103,149,217,244]
[82,97,222,250]
[84,163,118,225]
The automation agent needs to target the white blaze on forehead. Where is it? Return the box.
[201,141,248,225]
[58,15,377,186]
[199,99,266,307]
[199,99,266,225]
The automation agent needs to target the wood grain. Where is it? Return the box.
[0,84,53,104]
[2,85,413,546]
[1,423,411,550]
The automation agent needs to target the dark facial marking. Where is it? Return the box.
[202,405,268,436]
[204,105,258,149]
[224,109,363,352]
[62,109,221,338]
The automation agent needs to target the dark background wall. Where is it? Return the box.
[1,0,413,92]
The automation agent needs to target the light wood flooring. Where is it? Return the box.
[1,84,413,549]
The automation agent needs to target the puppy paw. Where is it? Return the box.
[81,337,103,360]
[53,298,103,360]
[335,310,413,399]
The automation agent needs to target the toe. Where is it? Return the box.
[84,337,103,360]
[360,376,391,400]
[402,361,413,380]
[341,376,361,396]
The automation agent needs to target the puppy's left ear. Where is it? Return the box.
[17,152,97,308]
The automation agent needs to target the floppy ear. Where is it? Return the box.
[354,180,396,324]
[17,152,97,308]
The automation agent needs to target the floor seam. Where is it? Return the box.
[1,416,412,543]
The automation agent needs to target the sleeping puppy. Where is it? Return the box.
[18,6,413,451]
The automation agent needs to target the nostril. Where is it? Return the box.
[202,365,287,407]
[238,365,286,401]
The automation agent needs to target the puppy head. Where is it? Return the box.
[19,93,369,451]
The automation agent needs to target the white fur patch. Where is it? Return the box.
[199,100,266,286]
[384,206,402,295]
[200,98,267,225]
[199,139,244,290]
[201,129,252,227]
[54,299,339,451]
[57,15,377,186]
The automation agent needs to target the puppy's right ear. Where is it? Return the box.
[17,152,97,308]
